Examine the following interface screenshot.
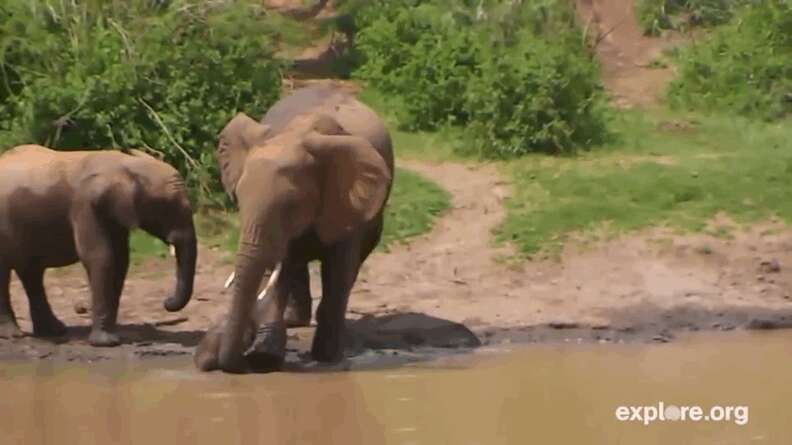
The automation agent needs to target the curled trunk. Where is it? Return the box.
[163,226,197,312]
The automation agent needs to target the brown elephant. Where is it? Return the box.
[0,145,197,346]
[195,86,394,373]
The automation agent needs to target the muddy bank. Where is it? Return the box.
[2,297,792,367]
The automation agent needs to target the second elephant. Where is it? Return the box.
[195,86,394,373]
[0,145,197,346]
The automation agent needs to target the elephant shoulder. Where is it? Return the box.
[72,167,141,227]
[74,158,139,204]
[1,145,54,163]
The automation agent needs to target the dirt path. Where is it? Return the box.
[350,163,792,345]
[576,0,688,108]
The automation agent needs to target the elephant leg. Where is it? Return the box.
[312,240,362,363]
[283,263,312,328]
[110,233,130,320]
[245,258,301,371]
[16,265,66,337]
[0,265,23,338]
[74,209,128,347]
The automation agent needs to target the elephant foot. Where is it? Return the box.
[33,317,67,338]
[311,331,344,363]
[0,320,24,339]
[284,303,311,328]
[245,321,287,372]
[89,329,121,347]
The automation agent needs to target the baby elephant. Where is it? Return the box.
[0,145,197,346]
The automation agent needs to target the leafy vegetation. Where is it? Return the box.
[667,1,792,120]
[0,0,285,205]
[347,0,609,158]
[499,110,792,256]
[636,0,753,35]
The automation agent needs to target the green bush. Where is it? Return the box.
[0,0,285,205]
[350,0,609,156]
[636,0,753,35]
[464,2,608,156]
[352,1,478,130]
[667,1,792,120]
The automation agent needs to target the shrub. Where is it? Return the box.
[636,0,754,35]
[464,2,608,156]
[352,1,479,130]
[0,0,285,205]
[667,1,792,120]
[350,0,609,156]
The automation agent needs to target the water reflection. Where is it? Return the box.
[2,330,792,444]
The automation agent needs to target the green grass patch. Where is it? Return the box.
[380,168,450,250]
[129,231,170,265]
[498,109,792,256]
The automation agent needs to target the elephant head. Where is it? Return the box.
[199,112,391,372]
[123,151,198,312]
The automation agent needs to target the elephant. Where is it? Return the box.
[0,145,197,346]
[195,86,394,373]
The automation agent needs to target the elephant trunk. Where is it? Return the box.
[217,240,277,372]
[163,225,197,312]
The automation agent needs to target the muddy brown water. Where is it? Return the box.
[1,331,791,445]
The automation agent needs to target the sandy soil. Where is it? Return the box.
[3,0,791,365]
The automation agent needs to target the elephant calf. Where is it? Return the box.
[0,145,197,346]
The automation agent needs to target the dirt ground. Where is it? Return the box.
[3,0,791,365]
[576,0,688,108]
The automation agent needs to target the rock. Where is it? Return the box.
[346,313,482,350]
[759,259,781,274]
[73,301,89,315]
[746,318,785,330]
[548,321,579,329]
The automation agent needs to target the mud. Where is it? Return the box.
[2,330,791,444]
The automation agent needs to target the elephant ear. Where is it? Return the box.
[217,113,271,202]
[303,129,392,244]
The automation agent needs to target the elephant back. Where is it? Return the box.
[261,87,393,173]
[261,86,348,136]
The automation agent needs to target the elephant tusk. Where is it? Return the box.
[169,245,176,256]
[257,263,282,301]
[224,271,236,289]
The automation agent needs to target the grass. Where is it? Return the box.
[380,168,450,250]
[130,231,170,265]
[498,109,792,256]
[129,167,450,260]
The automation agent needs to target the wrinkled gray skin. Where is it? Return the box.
[195,86,394,373]
[0,145,197,346]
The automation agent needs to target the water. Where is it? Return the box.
[1,331,791,445]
